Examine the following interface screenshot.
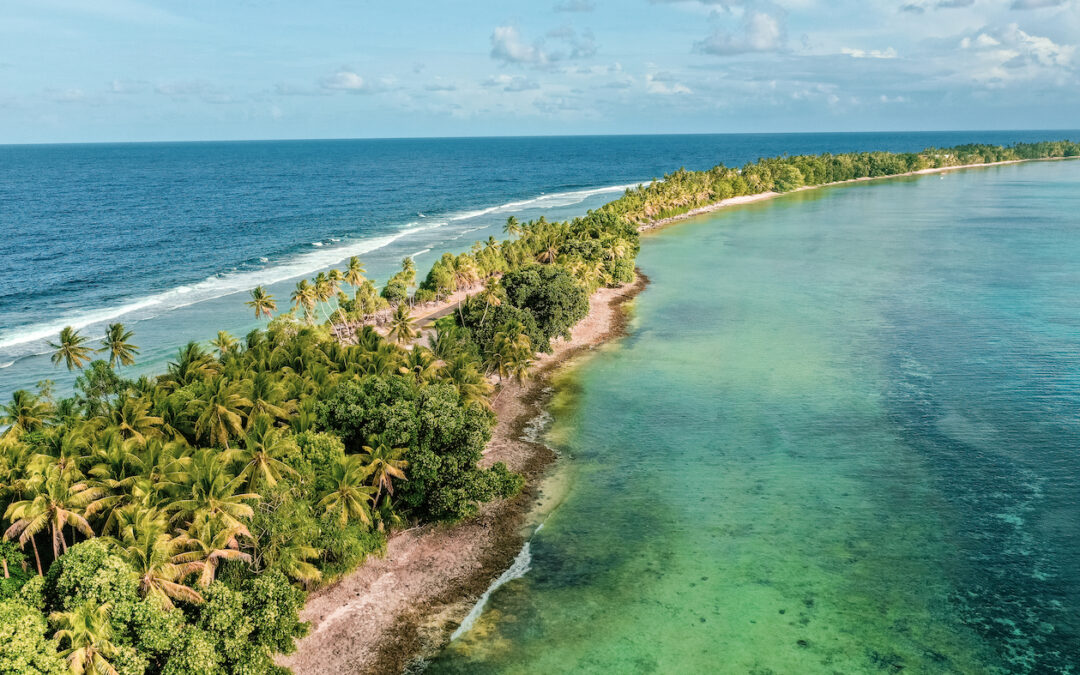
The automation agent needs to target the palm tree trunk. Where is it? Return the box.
[29,537,42,575]
[2,557,8,579]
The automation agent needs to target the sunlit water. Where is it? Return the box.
[3,131,1073,400]
[428,160,1080,673]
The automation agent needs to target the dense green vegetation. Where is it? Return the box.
[600,140,1080,224]
[1,140,1074,673]
[0,198,638,673]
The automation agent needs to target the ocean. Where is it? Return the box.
[429,159,1080,673]
[1,130,1074,400]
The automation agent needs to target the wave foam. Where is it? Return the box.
[0,223,442,355]
[0,182,639,358]
[451,540,533,641]
[448,183,639,222]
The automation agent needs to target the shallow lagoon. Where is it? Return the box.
[430,161,1080,673]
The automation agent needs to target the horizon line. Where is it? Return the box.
[3,128,1079,149]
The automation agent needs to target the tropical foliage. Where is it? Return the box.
[598,140,1080,225]
[4,140,1073,673]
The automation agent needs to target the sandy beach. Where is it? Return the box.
[279,273,647,675]
[636,159,1032,233]
[280,155,1077,675]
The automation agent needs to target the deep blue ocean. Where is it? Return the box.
[0,131,1075,399]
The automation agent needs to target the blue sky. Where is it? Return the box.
[1,0,1077,143]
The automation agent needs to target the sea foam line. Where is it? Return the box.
[450,539,534,642]
[0,181,641,356]
[0,222,442,354]
[448,183,639,222]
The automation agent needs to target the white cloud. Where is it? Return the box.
[1005,24,1075,66]
[696,10,785,55]
[490,23,597,66]
[491,25,549,66]
[321,70,367,91]
[108,79,149,94]
[841,47,898,59]
[645,72,693,94]
[1010,0,1068,9]
[957,23,1076,87]
[483,74,542,91]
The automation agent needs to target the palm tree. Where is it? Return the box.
[210,331,238,358]
[536,239,559,264]
[441,355,492,408]
[358,434,408,508]
[401,257,417,299]
[1,389,52,437]
[451,255,481,291]
[51,602,121,675]
[170,450,258,532]
[110,508,203,607]
[344,256,367,289]
[327,268,345,296]
[173,516,252,587]
[189,377,251,449]
[49,326,94,371]
[99,323,138,368]
[228,416,297,491]
[503,216,523,238]
[262,537,321,587]
[5,466,102,564]
[163,342,217,389]
[242,371,294,429]
[34,426,89,483]
[98,397,163,443]
[137,438,192,501]
[247,286,277,320]
[291,280,317,324]
[400,346,439,385]
[387,304,417,345]
[478,278,504,326]
[358,343,403,378]
[317,456,375,527]
[489,319,532,384]
[505,350,534,384]
[313,272,333,321]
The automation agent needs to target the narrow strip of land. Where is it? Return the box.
[279,275,647,675]
[637,159,1036,233]
[283,154,1076,675]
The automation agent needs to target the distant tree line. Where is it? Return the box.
[600,140,1080,224]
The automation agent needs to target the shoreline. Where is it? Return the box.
[279,273,648,675]
[281,153,1076,674]
[635,157,1071,233]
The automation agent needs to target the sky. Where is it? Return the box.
[0,0,1077,143]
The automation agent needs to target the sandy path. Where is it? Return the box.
[279,275,647,675]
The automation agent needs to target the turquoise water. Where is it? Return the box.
[428,161,1080,673]
[3,132,1075,402]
